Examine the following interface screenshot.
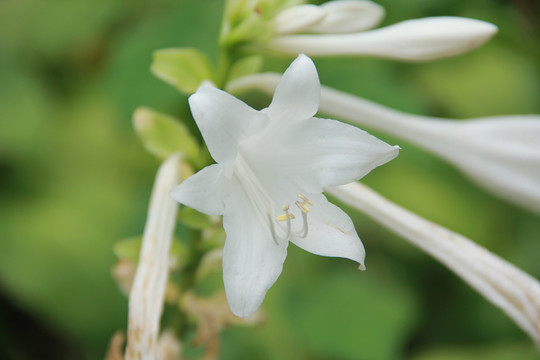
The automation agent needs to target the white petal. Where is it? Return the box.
[222,177,288,318]
[328,182,540,345]
[188,86,269,164]
[264,54,320,123]
[272,4,326,35]
[268,17,498,61]
[243,116,398,198]
[430,116,540,214]
[290,193,366,269]
[228,74,540,214]
[308,0,385,33]
[169,164,227,215]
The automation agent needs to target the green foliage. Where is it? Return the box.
[151,48,214,94]
[228,54,264,81]
[411,342,540,360]
[133,107,201,163]
[114,236,188,267]
[177,207,214,230]
[221,0,304,46]
[113,236,143,263]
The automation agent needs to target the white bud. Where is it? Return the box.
[125,154,181,360]
[308,0,385,33]
[269,16,498,61]
[272,4,326,35]
[328,182,540,346]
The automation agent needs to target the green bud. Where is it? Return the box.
[228,55,264,81]
[220,0,305,47]
[133,107,200,162]
[151,48,213,94]
[221,12,270,47]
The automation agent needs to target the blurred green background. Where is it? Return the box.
[1,0,539,359]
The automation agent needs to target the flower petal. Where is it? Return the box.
[308,0,385,34]
[264,54,320,123]
[169,164,227,215]
[290,193,366,269]
[243,116,399,197]
[188,86,269,164]
[328,182,540,345]
[222,177,288,318]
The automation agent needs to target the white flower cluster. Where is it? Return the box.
[126,2,540,356]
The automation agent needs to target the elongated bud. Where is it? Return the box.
[308,0,385,33]
[328,182,540,346]
[269,16,497,61]
[272,4,326,35]
[125,154,181,360]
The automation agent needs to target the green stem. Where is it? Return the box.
[216,48,233,89]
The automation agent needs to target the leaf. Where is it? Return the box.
[151,48,213,94]
[228,55,264,82]
[133,107,200,161]
[177,207,214,230]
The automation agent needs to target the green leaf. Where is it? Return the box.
[228,55,264,81]
[177,207,214,230]
[411,342,539,360]
[151,47,213,94]
[133,107,200,161]
[113,236,142,263]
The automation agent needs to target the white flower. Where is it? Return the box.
[269,16,497,61]
[170,55,399,317]
[328,182,540,346]
[228,73,540,214]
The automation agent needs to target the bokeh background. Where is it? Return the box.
[1,0,539,359]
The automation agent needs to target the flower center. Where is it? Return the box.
[273,194,313,241]
[234,151,314,245]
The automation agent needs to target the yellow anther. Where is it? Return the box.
[276,213,296,222]
[297,194,313,206]
[295,201,310,213]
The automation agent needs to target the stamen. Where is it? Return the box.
[267,213,281,246]
[297,194,313,206]
[282,205,292,240]
[275,214,296,221]
[271,205,295,244]
[295,201,310,238]
[276,205,296,221]
[298,210,309,238]
[295,201,309,213]
[272,196,315,242]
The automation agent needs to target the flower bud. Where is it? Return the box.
[329,182,540,346]
[269,16,498,61]
[308,0,385,33]
[272,4,326,35]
